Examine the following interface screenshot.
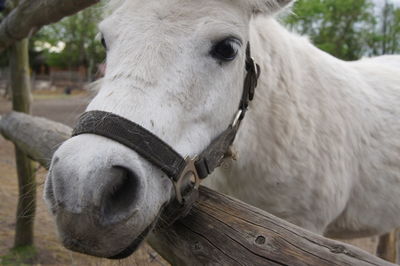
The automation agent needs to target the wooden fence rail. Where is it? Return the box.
[0,111,394,266]
[0,0,99,52]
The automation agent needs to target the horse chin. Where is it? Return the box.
[60,219,157,259]
[56,205,162,260]
[107,221,156,260]
[107,200,172,259]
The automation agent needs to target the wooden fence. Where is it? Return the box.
[0,111,395,266]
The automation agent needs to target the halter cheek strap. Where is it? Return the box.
[72,44,260,213]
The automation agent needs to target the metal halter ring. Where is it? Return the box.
[173,157,201,204]
[232,109,243,128]
[251,57,258,77]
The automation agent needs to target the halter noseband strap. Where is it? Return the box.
[72,43,260,209]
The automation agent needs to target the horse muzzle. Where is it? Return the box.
[44,134,169,258]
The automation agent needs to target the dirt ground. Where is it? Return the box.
[0,91,380,265]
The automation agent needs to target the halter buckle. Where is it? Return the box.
[173,157,201,204]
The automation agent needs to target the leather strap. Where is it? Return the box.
[72,111,187,181]
[194,124,239,179]
[241,45,261,117]
[72,110,240,180]
[194,45,260,179]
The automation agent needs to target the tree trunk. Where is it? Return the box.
[377,230,399,263]
[382,0,390,55]
[10,38,36,248]
[0,0,99,52]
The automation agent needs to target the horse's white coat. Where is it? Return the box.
[45,0,400,256]
[207,18,400,237]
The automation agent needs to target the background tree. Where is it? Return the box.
[33,4,105,80]
[368,0,400,55]
[8,0,36,258]
[10,38,36,251]
[0,0,100,262]
[285,0,400,60]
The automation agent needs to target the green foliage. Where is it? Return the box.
[367,1,400,55]
[285,0,400,60]
[33,3,105,72]
[0,245,37,265]
[286,0,377,60]
[24,0,400,69]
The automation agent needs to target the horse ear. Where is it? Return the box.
[247,0,295,15]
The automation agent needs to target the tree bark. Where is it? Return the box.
[377,230,399,263]
[10,39,36,248]
[0,112,395,266]
[382,0,389,54]
[10,39,31,113]
[0,0,100,52]
[0,112,72,168]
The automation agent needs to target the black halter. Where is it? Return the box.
[72,44,260,216]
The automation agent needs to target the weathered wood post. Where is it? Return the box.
[9,37,37,248]
[377,229,399,263]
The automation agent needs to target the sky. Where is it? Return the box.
[372,0,400,16]
[373,0,400,7]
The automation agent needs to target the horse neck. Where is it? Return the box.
[239,16,349,160]
[249,16,343,106]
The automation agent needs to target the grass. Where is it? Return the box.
[0,246,37,265]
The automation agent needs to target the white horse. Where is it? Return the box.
[44,0,400,258]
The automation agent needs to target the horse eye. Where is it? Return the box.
[211,38,241,62]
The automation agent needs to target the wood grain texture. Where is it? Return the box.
[377,230,399,263]
[0,112,71,168]
[150,187,394,266]
[10,39,36,247]
[0,112,395,265]
[0,0,99,52]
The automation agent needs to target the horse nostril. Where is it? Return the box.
[101,166,140,224]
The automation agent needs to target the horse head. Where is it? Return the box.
[44,0,293,258]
